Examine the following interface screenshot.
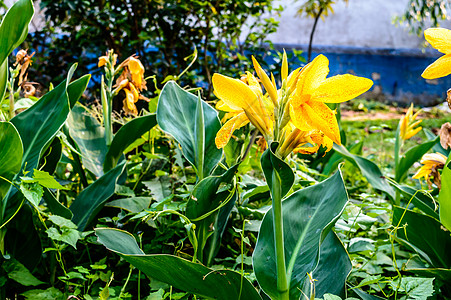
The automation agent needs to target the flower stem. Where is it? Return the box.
[271,171,289,300]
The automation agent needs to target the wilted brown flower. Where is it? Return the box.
[439,122,451,150]
[14,49,35,86]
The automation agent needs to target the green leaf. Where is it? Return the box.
[104,114,157,172]
[157,81,222,178]
[42,188,72,219]
[439,159,451,231]
[333,144,395,200]
[186,164,239,263]
[39,137,62,174]
[95,228,262,300]
[48,215,77,229]
[0,0,34,98]
[0,122,22,199]
[260,142,294,199]
[0,0,34,63]
[389,277,434,299]
[21,287,64,300]
[105,197,152,213]
[393,206,451,268]
[31,169,68,190]
[253,169,349,299]
[3,258,44,286]
[309,232,352,298]
[5,204,42,271]
[46,226,80,249]
[19,181,43,208]
[66,104,107,178]
[70,161,126,230]
[11,69,88,174]
[395,136,439,182]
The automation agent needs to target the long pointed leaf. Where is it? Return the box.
[95,228,262,300]
[253,169,348,299]
[157,81,222,177]
[104,114,157,172]
[0,122,22,200]
[70,161,126,230]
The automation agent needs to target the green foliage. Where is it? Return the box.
[31,0,282,95]
[395,0,451,36]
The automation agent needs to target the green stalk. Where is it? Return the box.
[271,171,289,300]
[195,93,205,181]
[394,122,402,204]
[8,76,15,120]
[101,76,113,146]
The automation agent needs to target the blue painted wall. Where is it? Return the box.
[278,45,451,107]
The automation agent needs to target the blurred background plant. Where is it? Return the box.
[25,0,282,101]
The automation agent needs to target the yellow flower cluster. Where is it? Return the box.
[399,104,422,140]
[413,152,447,187]
[213,52,373,159]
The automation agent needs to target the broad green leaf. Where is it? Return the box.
[105,197,152,213]
[333,144,395,200]
[157,81,222,178]
[39,137,62,174]
[42,188,72,219]
[67,104,107,178]
[95,228,262,300]
[46,227,81,249]
[0,122,22,199]
[21,287,64,300]
[395,136,439,182]
[405,267,451,284]
[0,0,33,63]
[11,69,89,174]
[104,114,157,172]
[70,161,126,230]
[308,232,351,298]
[393,206,451,268]
[439,159,451,231]
[253,169,349,300]
[261,142,294,199]
[3,258,44,286]
[0,0,33,98]
[186,164,239,263]
[5,204,42,271]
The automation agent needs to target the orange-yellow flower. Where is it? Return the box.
[422,28,451,79]
[399,103,422,140]
[213,51,372,159]
[289,54,373,145]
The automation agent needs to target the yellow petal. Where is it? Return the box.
[123,88,138,115]
[128,57,145,89]
[295,54,329,96]
[290,101,313,131]
[128,83,139,103]
[303,101,341,145]
[216,99,238,113]
[215,112,249,148]
[421,54,451,79]
[212,73,257,111]
[403,126,422,140]
[252,56,278,105]
[424,28,451,54]
[311,74,373,103]
[421,152,448,164]
[412,166,430,180]
[98,56,108,68]
[282,49,288,81]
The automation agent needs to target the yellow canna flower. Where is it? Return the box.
[289,54,373,145]
[422,28,451,79]
[213,51,372,159]
[412,152,447,187]
[399,103,422,140]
